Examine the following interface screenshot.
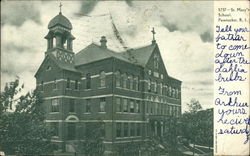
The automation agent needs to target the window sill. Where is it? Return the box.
[98,112,106,114]
[98,87,106,89]
[50,112,59,114]
[84,89,91,91]
[52,136,59,138]
[84,113,91,114]
[68,112,76,114]
[116,136,142,139]
[116,112,140,114]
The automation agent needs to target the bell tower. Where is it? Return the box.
[44,3,75,64]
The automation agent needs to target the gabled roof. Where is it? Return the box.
[75,42,157,67]
[75,43,128,66]
[119,44,157,66]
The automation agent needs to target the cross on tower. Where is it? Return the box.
[59,2,63,14]
[151,27,156,43]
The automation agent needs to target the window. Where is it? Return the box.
[99,97,106,112]
[123,99,128,112]
[124,123,129,137]
[116,123,122,137]
[155,103,158,115]
[130,123,135,136]
[148,79,151,92]
[54,79,57,89]
[122,73,127,88]
[100,123,105,137]
[150,103,153,114]
[86,99,91,113]
[135,76,139,91]
[130,100,135,113]
[169,106,172,116]
[136,123,141,136]
[159,83,163,95]
[165,85,168,96]
[153,81,157,93]
[172,88,175,98]
[41,81,44,91]
[129,75,133,90]
[66,78,70,89]
[115,71,121,87]
[86,73,91,89]
[51,122,59,137]
[116,97,121,112]
[75,80,78,90]
[135,100,140,113]
[51,99,59,112]
[100,71,106,87]
[169,86,172,96]
[69,99,75,112]
[67,123,76,140]
[167,105,170,115]
[154,53,159,69]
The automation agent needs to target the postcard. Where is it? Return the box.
[0,0,249,156]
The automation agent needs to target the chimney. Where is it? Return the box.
[100,36,107,48]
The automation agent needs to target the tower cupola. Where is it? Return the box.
[45,3,75,51]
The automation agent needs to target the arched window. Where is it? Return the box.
[100,71,106,87]
[154,53,159,69]
[66,78,70,89]
[86,73,91,89]
[172,88,175,98]
[53,37,56,48]
[115,71,121,87]
[122,73,127,88]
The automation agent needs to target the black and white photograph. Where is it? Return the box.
[1,0,225,156]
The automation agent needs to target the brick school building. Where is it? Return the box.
[35,10,182,155]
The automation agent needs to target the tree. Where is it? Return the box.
[0,78,54,155]
[186,98,202,113]
[77,121,105,156]
[181,99,213,155]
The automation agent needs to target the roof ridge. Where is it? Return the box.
[120,43,155,53]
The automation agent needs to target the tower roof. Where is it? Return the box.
[48,13,72,30]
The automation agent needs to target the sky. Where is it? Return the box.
[1,0,214,112]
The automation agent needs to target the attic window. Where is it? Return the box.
[46,66,52,71]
